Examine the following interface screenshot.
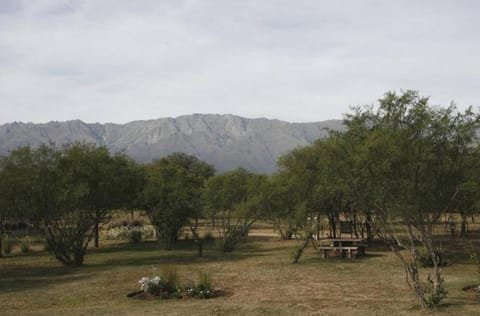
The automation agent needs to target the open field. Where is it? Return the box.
[1,225,479,316]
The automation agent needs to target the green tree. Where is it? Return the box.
[277,135,353,240]
[203,168,266,252]
[259,174,299,240]
[0,143,142,266]
[139,153,214,250]
[59,143,143,249]
[0,147,37,257]
[348,91,480,307]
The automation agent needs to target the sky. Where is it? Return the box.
[0,0,479,124]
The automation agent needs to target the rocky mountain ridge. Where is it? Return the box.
[0,114,343,173]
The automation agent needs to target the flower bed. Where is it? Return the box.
[128,271,225,300]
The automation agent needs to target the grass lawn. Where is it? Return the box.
[1,228,479,316]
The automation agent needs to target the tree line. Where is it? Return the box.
[1,90,479,308]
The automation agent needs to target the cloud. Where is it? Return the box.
[0,0,479,124]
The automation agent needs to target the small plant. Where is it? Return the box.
[138,276,167,297]
[196,272,214,298]
[417,247,447,268]
[160,266,179,294]
[423,275,448,307]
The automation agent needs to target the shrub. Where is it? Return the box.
[138,276,166,297]
[137,267,180,298]
[417,247,447,267]
[160,266,180,294]
[216,225,247,252]
[196,272,214,298]
[424,275,448,307]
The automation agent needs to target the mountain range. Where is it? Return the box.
[0,114,342,173]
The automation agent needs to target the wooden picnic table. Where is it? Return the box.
[317,238,367,259]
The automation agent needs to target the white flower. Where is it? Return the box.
[138,277,150,291]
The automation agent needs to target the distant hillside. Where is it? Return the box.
[0,114,343,173]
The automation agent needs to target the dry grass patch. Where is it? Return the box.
[1,228,479,315]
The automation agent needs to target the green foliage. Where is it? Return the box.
[0,143,142,266]
[137,266,181,298]
[424,275,448,307]
[203,168,265,252]
[417,247,447,268]
[276,90,480,308]
[138,269,217,299]
[195,272,214,298]
[159,266,180,294]
[140,153,214,250]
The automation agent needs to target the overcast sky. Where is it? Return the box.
[0,0,479,124]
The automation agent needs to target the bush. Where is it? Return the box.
[137,267,180,298]
[417,247,447,267]
[160,266,180,294]
[195,272,214,298]
[424,275,448,307]
[138,276,167,297]
[216,225,247,252]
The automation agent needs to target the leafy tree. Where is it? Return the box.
[260,174,299,240]
[277,135,352,240]
[0,143,141,266]
[0,147,36,257]
[139,153,214,251]
[203,168,266,252]
[348,91,480,307]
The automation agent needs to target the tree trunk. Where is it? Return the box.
[353,210,359,238]
[316,212,321,240]
[94,220,99,248]
[365,211,373,242]
[165,226,178,250]
[293,233,312,263]
[460,211,468,238]
[190,218,203,257]
[0,234,3,258]
[328,214,337,238]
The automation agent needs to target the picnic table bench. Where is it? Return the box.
[317,238,367,259]
[318,246,359,259]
